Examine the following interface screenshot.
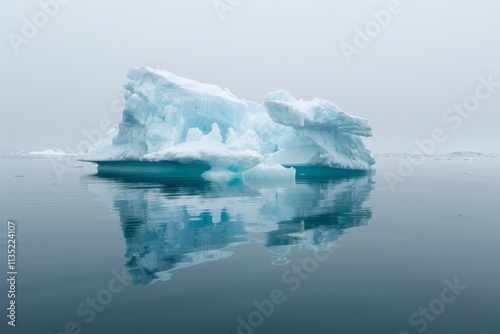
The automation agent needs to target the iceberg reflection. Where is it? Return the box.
[86,172,374,285]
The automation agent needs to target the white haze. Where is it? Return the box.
[1,0,499,154]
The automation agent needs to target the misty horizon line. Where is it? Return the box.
[3,149,498,155]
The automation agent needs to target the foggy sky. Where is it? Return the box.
[1,0,499,153]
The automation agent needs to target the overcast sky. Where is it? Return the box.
[1,0,499,153]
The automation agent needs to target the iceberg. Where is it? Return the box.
[82,67,375,179]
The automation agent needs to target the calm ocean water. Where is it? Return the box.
[1,153,499,334]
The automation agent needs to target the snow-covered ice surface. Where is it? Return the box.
[82,67,375,179]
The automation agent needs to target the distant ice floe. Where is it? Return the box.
[14,149,80,157]
[451,151,483,156]
[374,152,499,160]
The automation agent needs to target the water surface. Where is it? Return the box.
[0,153,499,334]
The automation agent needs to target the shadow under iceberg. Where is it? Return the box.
[84,171,375,285]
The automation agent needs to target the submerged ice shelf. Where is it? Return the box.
[82,67,375,179]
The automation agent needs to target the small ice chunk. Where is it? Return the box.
[243,162,296,181]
